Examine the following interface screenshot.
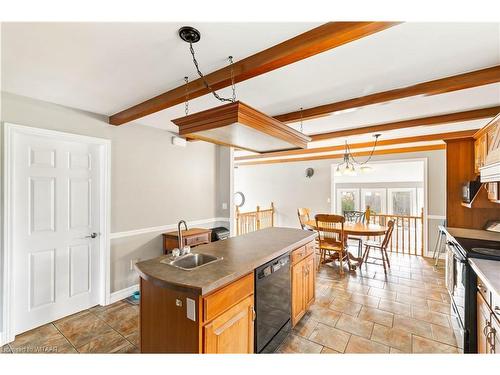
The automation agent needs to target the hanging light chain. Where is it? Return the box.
[347,134,381,166]
[229,56,236,102]
[184,76,189,116]
[188,42,236,103]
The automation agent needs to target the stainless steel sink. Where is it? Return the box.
[161,253,222,271]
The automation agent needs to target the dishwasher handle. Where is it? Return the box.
[257,256,289,280]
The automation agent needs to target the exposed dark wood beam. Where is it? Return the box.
[235,129,478,161]
[109,22,400,125]
[275,65,500,123]
[310,106,500,141]
[236,145,446,166]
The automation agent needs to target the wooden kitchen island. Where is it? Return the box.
[135,227,316,353]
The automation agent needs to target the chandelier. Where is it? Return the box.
[335,134,381,176]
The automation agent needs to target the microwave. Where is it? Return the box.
[462,179,481,203]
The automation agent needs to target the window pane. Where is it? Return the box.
[364,191,383,213]
[341,191,356,213]
[392,191,412,215]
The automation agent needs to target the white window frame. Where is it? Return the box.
[361,188,387,214]
[387,187,417,216]
[336,188,360,214]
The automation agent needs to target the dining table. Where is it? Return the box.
[304,219,388,268]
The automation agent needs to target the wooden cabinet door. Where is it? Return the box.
[474,139,481,174]
[291,261,305,327]
[304,255,315,309]
[478,292,491,354]
[203,295,254,354]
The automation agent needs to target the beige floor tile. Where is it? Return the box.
[358,306,394,327]
[349,293,381,308]
[9,324,76,353]
[412,335,459,354]
[77,330,131,353]
[308,305,342,327]
[371,324,412,352]
[278,334,323,354]
[368,287,397,301]
[309,323,351,353]
[344,335,390,353]
[378,299,411,316]
[410,288,443,302]
[95,303,139,337]
[393,315,433,339]
[345,283,370,295]
[118,344,140,353]
[329,297,362,316]
[55,311,113,348]
[335,314,374,339]
[292,313,318,338]
[389,347,405,354]
[428,300,451,315]
[126,332,140,347]
[314,293,335,308]
[411,306,450,327]
[321,346,341,354]
[384,283,411,294]
[396,293,429,308]
[431,324,460,347]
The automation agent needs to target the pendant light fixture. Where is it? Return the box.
[173,26,311,153]
[334,134,381,176]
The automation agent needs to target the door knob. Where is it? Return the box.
[86,232,98,239]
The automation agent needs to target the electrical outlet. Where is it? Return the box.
[222,202,228,210]
[130,258,139,271]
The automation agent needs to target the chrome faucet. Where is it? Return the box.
[177,220,188,255]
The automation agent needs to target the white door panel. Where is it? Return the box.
[12,131,101,335]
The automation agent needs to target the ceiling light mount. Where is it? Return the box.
[178,26,201,44]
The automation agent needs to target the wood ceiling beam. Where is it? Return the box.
[235,129,478,161]
[108,22,400,125]
[236,144,446,166]
[274,65,500,123]
[310,106,500,141]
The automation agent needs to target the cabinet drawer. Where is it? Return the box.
[291,242,314,264]
[185,233,210,246]
[203,273,254,323]
[478,276,491,305]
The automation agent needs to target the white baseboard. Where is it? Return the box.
[110,217,230,240]
[109,284,139,305]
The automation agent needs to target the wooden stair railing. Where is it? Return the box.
[236,203,275,236]
[365,206,424,256]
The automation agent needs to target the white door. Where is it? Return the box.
[12,129,102,334]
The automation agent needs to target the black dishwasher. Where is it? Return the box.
[254,253,291,353]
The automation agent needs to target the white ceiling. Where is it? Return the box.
[2,21,499,150]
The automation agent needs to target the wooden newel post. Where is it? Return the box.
[271,202,275,227]
[420,207,424,257]
[256,205,261,230]
[236,206,240,236]
[365,205,371,224]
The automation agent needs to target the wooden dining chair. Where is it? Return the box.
[315,214,350,274]
[361,220,395,273]
[297,208,312,230]
[343,210,366,257]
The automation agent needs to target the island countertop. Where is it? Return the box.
[135,227,316,296]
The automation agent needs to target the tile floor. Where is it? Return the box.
[2,252,456,354]
[277,251,460,354]
[2,300,139,353]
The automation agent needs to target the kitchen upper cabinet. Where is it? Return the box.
[291,242,315,327]
[475,134,488,174]
[203,295,254,354]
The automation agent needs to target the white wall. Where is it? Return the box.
[234,150,447,254]
[1,92,231,297]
